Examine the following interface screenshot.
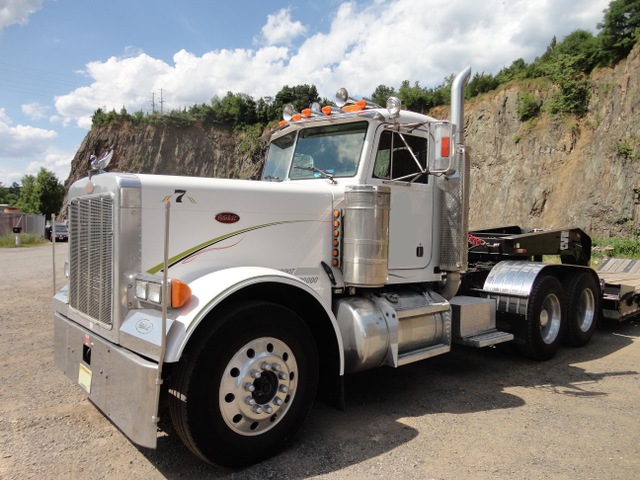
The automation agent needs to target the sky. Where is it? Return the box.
[0,0,611,187]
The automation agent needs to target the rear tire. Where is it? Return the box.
[169,301,318,467]
[518,274,566,360]
[564,271,600,347]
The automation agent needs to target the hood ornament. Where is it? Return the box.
[89,150,114,178]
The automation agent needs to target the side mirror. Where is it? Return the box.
[429,122,456,176]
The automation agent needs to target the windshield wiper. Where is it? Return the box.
[263,175,281,181]
[293,166,337,184]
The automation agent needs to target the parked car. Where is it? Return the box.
[50,224,68,242]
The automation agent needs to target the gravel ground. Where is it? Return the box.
[1,243,639,480]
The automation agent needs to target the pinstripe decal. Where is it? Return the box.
[147,220,300,274]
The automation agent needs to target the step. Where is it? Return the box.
[396,343,451,366]
[454,330,514,348]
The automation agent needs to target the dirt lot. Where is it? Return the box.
[0,243,639,479]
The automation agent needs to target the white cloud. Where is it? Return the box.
[0,0,43,29]
[27,150,73,183]
[0,108,64,185]
[51,0,611,129]
[259,8,306,46]
[0,108,57,157]
[0,149,71,186]
[22,101,48,120]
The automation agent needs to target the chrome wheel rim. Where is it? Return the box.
[540,293,562,344]
[219,337,297,436]
[577,288,596,332]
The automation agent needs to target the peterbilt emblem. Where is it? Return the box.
[215,212,240,224]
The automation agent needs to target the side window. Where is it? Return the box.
[373,131,428,183]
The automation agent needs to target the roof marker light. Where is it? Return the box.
[342,100,366,113]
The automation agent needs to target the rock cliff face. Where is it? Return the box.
[464,43,640,238]
[65,44,640,238]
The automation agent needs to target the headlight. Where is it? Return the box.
[147,282,162,304]
[134,275,192,308]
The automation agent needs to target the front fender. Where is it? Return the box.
[165,266,344,373]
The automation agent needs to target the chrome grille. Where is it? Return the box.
[68,194,114,325]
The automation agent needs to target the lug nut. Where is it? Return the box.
[244,396,256,406]
[261,362,272,371]
[250,369,261,379]
[265,406,273,414]
[271,363,281,372]
[251,405,263,414]
[244,383,255,392]
[279,385,288,393]
[273,397,283,406]
[278,371,287,380]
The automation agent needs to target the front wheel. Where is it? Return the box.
[169,301,318,467]
[518,274,566,360]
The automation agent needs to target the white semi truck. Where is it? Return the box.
[52,67,640,467]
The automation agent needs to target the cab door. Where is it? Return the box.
[367,127,438,282]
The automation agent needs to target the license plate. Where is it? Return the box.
[78,364,92,393]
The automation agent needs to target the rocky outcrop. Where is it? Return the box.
[64,44,640,238]
[464,43,640,237]
[65,123,264,187]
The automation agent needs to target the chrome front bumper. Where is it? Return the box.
[53,312,160,448]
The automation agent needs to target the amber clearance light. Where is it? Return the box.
[331,209,342,267]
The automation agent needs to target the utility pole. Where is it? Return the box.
[159,89,165,114]
[150,91,156,113]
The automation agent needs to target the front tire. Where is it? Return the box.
[169,301,318,467]
[518,274,566,360]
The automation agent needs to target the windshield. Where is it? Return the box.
[262,132,295,181]
[262,121,368,181]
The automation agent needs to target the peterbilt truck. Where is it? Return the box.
[52,66,640,467]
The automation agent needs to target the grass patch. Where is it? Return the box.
[592,237,640,260]
[0,234,48,248]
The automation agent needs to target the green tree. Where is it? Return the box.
[543,53,591,115]
[273,84,320,117]
[398,80,428,112]
[466,72,500,98]
[370,85,396,107]
[556,30,600,73]
[0,182,19,205]
[210,92,258,127]
[37,168,65,216]
[598,0,640,64]
[16,168,65,215]
[16,174,38,214]
[495,58,529,83]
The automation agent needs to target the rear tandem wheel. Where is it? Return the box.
[563,271,600,347]
[518,274,566,360]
